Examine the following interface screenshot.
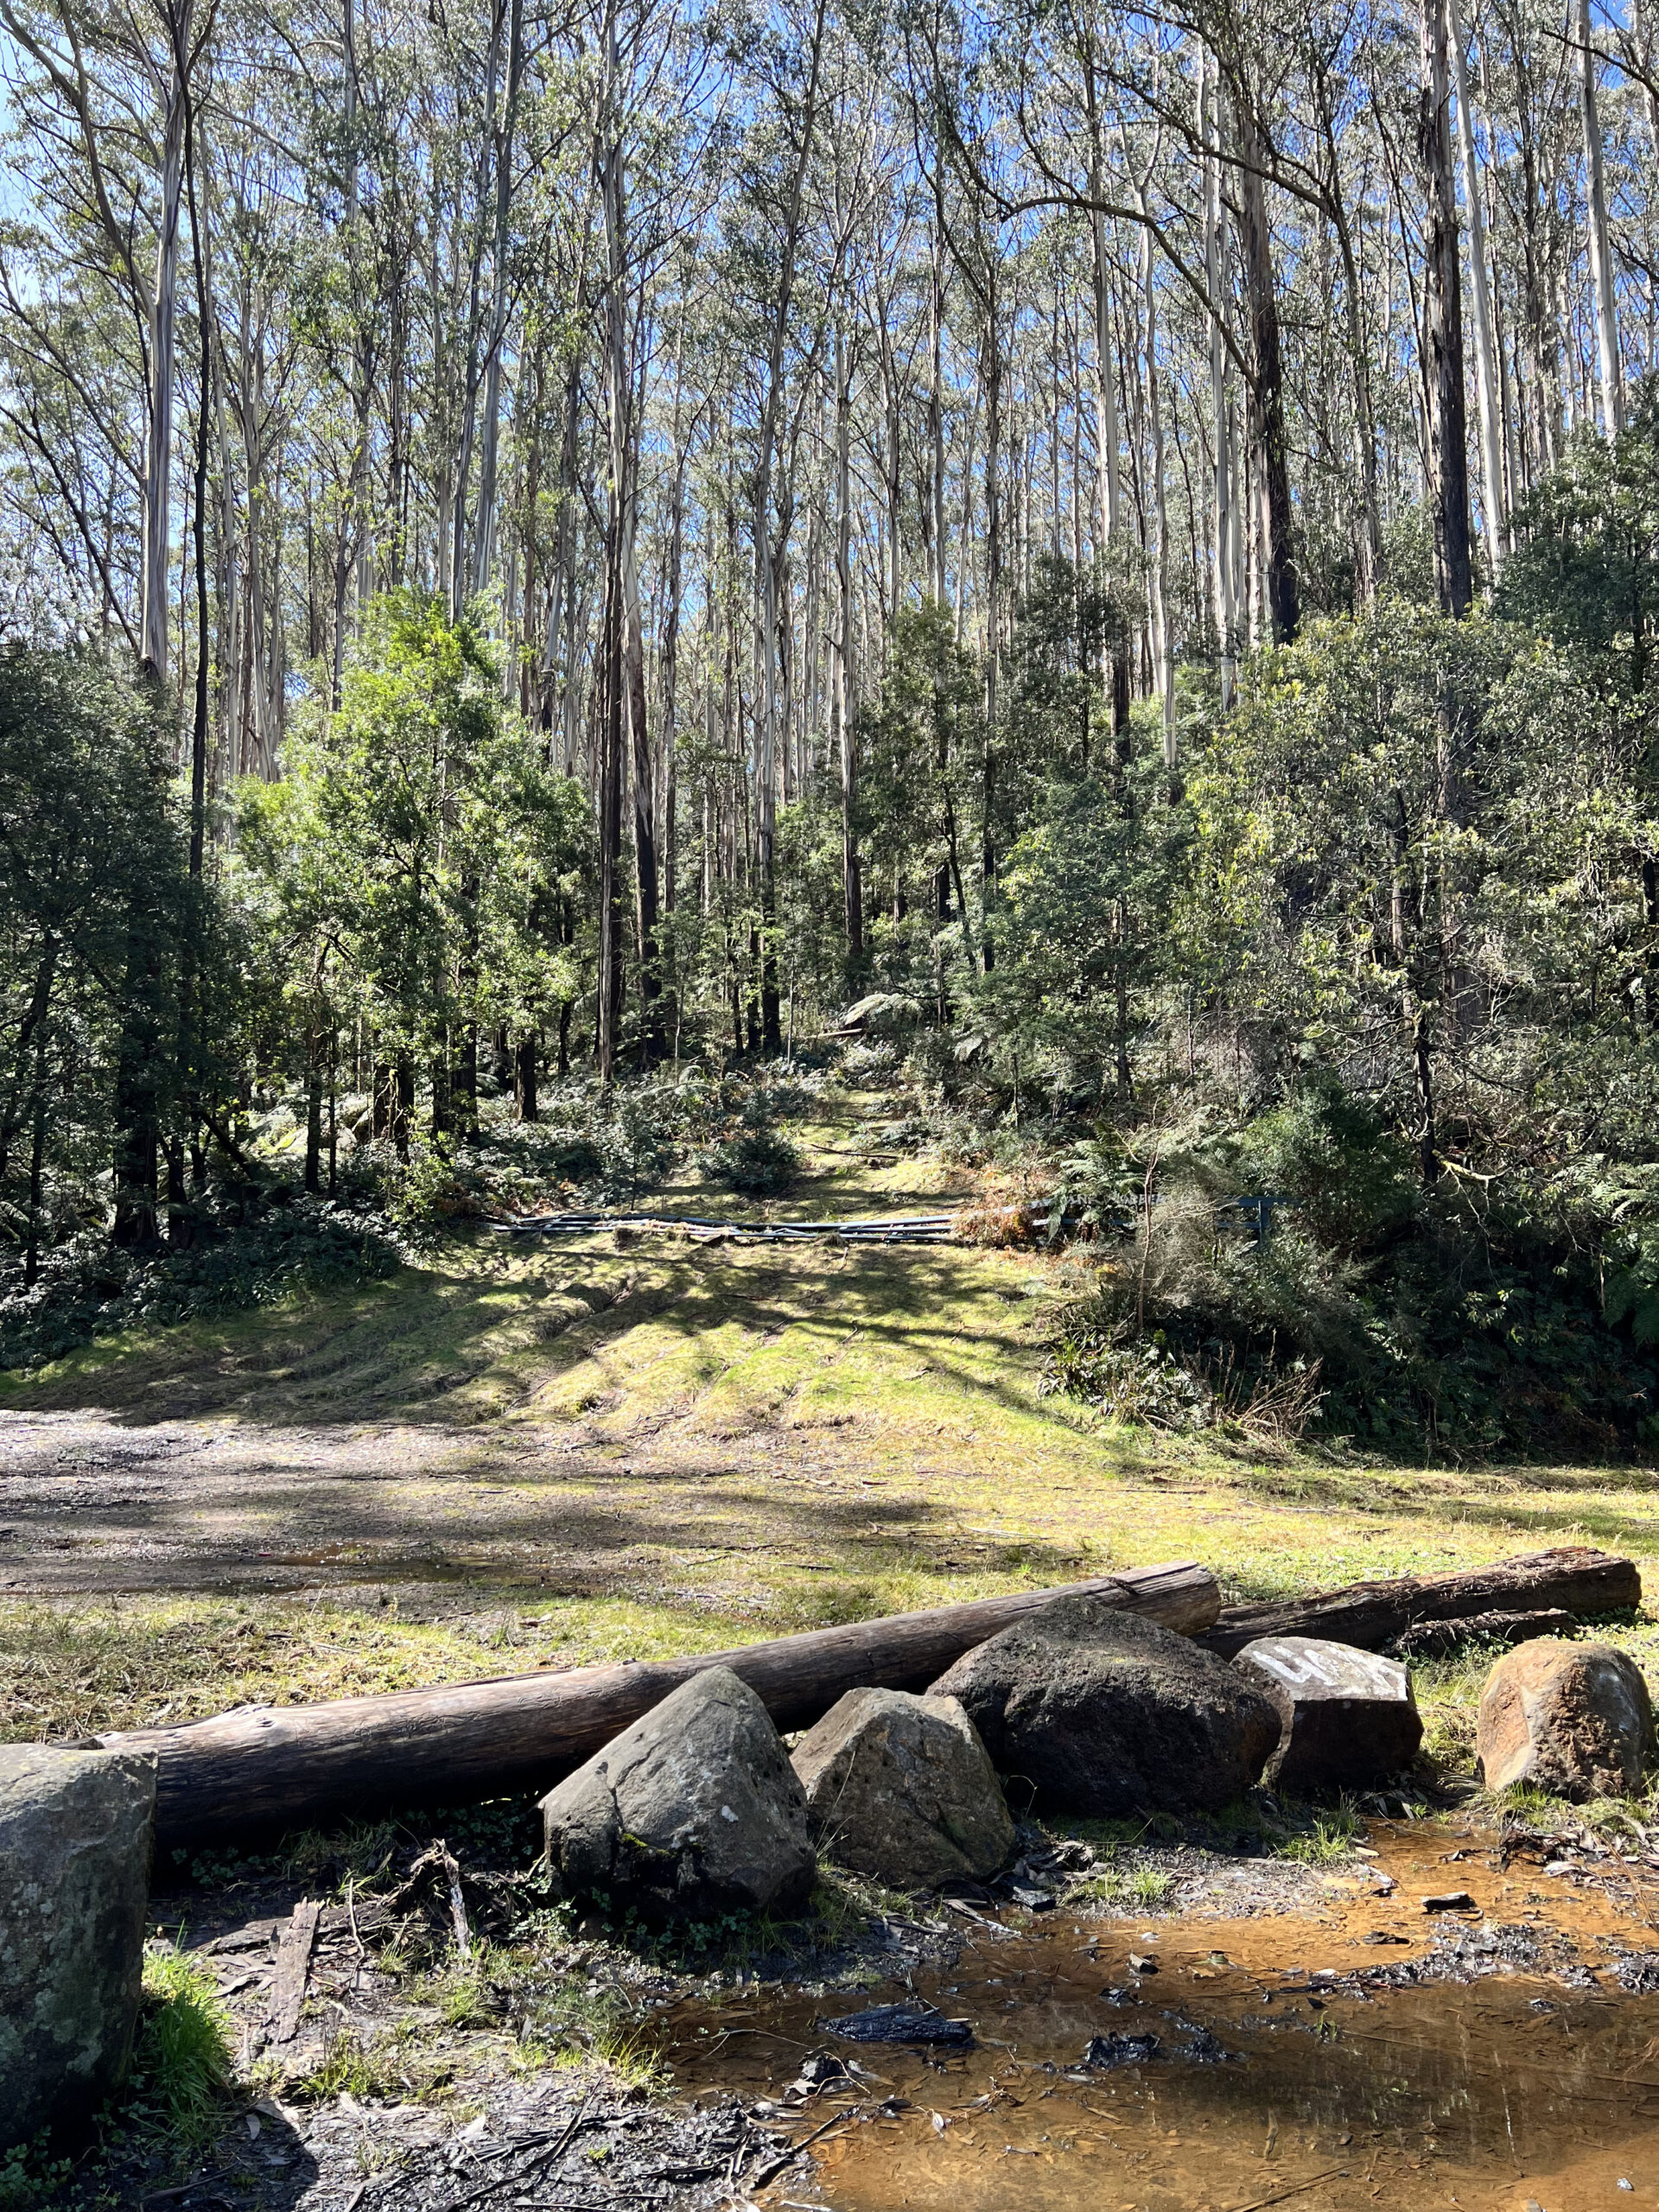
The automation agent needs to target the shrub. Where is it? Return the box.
[702,1091,801,1195]
[0,1192,405,1370]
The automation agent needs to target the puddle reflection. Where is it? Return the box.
[659,1822,1659,2212]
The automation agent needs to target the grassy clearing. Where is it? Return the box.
[3,1085,1657,1760]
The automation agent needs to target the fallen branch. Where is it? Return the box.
[496,1206,958,1245]
[1224,2166,1350,2212]
[99,1561,1218,1851]
[1201,1546,1639,1658]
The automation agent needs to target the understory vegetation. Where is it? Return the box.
[7,396,1659,1460]
[8,0,1659,1480]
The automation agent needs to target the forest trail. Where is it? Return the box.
[5,1093,1659,1745]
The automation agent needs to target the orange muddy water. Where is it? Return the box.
[660,1819,1659,2212]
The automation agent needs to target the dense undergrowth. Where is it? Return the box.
[1027,1084,1659,1461]
[0,1191,407,1372]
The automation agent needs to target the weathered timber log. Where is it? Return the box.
[1201,1547,1639,1660]
[97,1560,1217,1851]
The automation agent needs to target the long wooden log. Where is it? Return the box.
[99,1560,1217,1851]
[1201,1546,1640,1659]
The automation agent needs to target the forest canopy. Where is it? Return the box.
[3,0,1659,1456]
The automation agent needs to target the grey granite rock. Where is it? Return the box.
[540,1667,815,1919]
[930,1598,1279,1816]
[1232,1635,1423,1789]
[791,1688,1014,1885]
[0,1745,156,2152]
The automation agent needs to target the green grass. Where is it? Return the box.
[285,2023,453,2106]
[1067,1862,1177,1909]
[2,1084,1657,1769]
[1274,1806,1363,1866]
[130,1949,234,2152]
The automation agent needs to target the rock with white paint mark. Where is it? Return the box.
[539,1667,814,1920]
[1,1745,156,2152]
[1476,1639,1655,1801]
[1232,1635,1422,1791]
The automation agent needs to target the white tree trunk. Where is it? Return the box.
[1084,61,1121,551]
[472,0,524,601]
[1447,0,1508,572]
[1136,200,1174,772]
[1201,49,1236,709]
[1575,0,1622,435]
[140,0,196,677]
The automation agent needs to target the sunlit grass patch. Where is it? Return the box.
[285,2022,456,2106]
[131,1948,234,2153]
[1273,1804,1363,1866]
[3,1092,1658,1768]
[1066,1861,1177,1910]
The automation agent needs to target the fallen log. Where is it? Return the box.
[1393,1608,1581,1661]
[1201,1546,1640,1660]
[99,1560,1218,1852]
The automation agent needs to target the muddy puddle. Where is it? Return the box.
[660,1820,1659,2212]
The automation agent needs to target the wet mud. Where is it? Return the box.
[661,1819,1659,2212]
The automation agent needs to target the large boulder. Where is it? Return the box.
[0,1745,156,2153]
[540,1667,815,1919]
[929,1598,1279,1816]
[791,1688,1014,1886]
[1232,1636,1423,1790]
[1476,1639,1656,1800]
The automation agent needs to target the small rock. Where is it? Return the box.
[1362,1930,1412,1944]
[823,2005,972,2045]
[1476,1641,1656,1801]
[930,1599,1279,1816]
[1421,1891,1477,1912]
[1231,1636,1423,1790]
[0,1745,156,2153]
[1083,2032,1160,2069]
[1179,2026,1241,2064]
[790,1687,1014,1886]
[539,1667,814,1920]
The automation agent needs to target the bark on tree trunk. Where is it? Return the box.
[1233,94,1299,643]
[471,0,525,601]
[1419,0,1475,618]
[515,1033,537,1122]
[594,10,632,1084]
[1447,0,1509,575]
[1202,1547,1640,1656]
[749,0,826,1054]
[836,322,862,968]
[1202,54,1239,705]
[1574,0,1623,436]
[140,0,196,679]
